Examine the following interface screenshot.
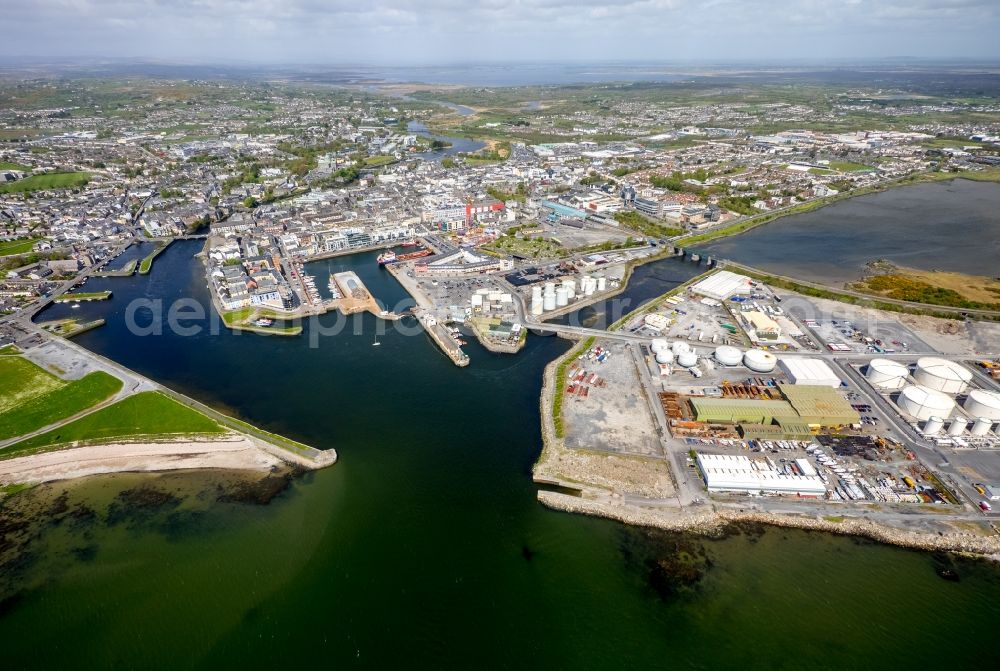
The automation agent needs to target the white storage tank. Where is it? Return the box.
[555,287,569,307]
[897,384,956,421]
[677,351,698,368]
[924,416,944,435]
[582,277,596,297]
[865,358,909,390]
[743,349,777,373]
[947,418,968,436]
[963,389,1000,420]
[714,345,742,366]
[543,282,556,295]
[543,292,556,312]
[596,276,607,292]
[971,417,994,436]
[561,279,576,298]
[672,341,690,356]
[655,350,674,365]
[913,357,972,394]
[651,339,670,354]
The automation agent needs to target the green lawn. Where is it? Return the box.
[53,291,111,302]
[1,391,226,458]
[0,161,30,171]
[827,161,873,172]
[0,237,42,256]
[0,171,90,194]
[0,355,123,440]
[0,370,122,441]
[363,155,395,167]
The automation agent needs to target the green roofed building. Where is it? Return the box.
[689,398,798,425]
[779,384,860,427]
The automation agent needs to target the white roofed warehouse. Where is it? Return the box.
[696,453,827,497]
[778,358,842,388]
[690,270,752,301]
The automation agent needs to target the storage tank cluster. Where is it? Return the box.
[542,282,556,312]
[912,357,972,394]
[897,385,955,421]
[865,359,909,390]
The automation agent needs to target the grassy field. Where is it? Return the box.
[138,240,171,275]
[0,161,30,171]
[0,172,90,194]
[220,306,303,336]
[1,391,226,458]
[0,356,123,440]
[827,160,874,172]
[852,273,1000,311]
[363,155,395,167]
[0,237,42,256]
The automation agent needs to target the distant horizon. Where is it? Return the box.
[4,1,999,66]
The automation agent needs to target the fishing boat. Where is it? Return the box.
[377,250,397,265]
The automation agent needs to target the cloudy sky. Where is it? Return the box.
[2,0,998,64]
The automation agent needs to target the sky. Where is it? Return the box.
[2,0,999,65]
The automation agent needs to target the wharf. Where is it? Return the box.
[332,271,402,320]
[384,263,469,366]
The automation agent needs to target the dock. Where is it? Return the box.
[332,271,402,320]
[383,263,469,367]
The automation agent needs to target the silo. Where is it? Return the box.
[655,350,674,365]
[971,417,994,436]
[530,286,544,316]
[924,416,944,435]
[743,349,777,373]
[677,351,698,368]
[897,385,956,421]
[596,276,607,291]
[555,287,569,307]
[913,357,972,394]
[543,292,556,312]
[947,418,968,436]
[714,345,742,366]
[963,389,1000,420]
[865,359,909,390]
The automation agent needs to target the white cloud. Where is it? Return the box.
[0,0,997,62]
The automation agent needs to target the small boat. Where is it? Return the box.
[254,318,273,327]
[373,334,381,346]
[71,303,80,309]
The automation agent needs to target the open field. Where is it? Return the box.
[221,306,303,336]
[852,270,1000,311]
[0,356,123,441]
[0,172,90,194]
[0,161,30,171]
[0,237,42,256]
[1,391,226,458]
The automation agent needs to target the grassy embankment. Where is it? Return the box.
[0,172,90,194]
[53,291,112,302]
[138,240,172,274]
[1,391,226,459]
[221,306,302,336]
[0,237,43,256]
[0,355,122,442]
[38,318,107,338]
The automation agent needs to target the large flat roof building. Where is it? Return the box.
[779,384,860,427]
[778,358,842,388]
[696,453,826,496]
[690,270,751,301]
[689,398,799,425]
